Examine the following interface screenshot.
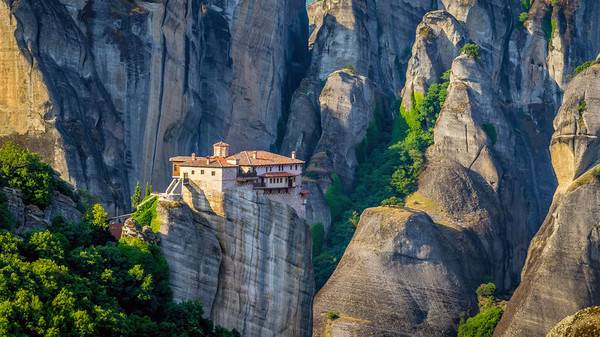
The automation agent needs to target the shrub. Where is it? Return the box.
[327,311,340,320]
[569,58,600,79]
[591,167,600,179]
[132,196,159,232]
[522,0,531,10]
[519,12,529,23]
[458,305,504,337]
[476,282,497,298]
[461,43,480,60]
[578,100,587,115]
[343,64,357,74]
[482,123,497,145]
[381,196,401,206]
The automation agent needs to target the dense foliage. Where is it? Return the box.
[0,222,239,336]
[0,188,15,231]
[0,143,239,336]
[132,195,160,232]
[0,141,58,208]
[311,70,451,290]
[458,281,504,337]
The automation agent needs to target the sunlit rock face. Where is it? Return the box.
[495,64,600,337]
[0,0,308,212]
[158,187,314,337]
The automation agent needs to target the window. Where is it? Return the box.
[201,170,204,174]
[211,171,216,176]
[192,170,195,174]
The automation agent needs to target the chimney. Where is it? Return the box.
[291,151,296,159]
[252,152,257,159]
[192,153,196,160]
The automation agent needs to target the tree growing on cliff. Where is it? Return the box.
[0,141,57,208]
[461,43,480,60]
[132,181,142,210]
[145,182,152,198]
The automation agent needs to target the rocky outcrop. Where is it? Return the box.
[313,70,375,191]
[4,187,82,236]
[0,0,130,212]
[546,306,600,337]
[313,207,487,337]
[282,0,436,230]
[121,218,160,245]
[494,63,600,337]
[158,187,314,337]
[401,10,466,111]
[0,0,308,210]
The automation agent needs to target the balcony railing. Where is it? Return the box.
[238,171,258,178]
[253,181,266,188]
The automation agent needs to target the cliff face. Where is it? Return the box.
[313,207,487,337]
[0,0,308,211]
[312,0,600,335]
[158,186,314,337]
[281,0,437,228]
[494,64,600,337]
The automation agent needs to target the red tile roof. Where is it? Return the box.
[171,149,304,167]
[300,190,310,195]
[180,157,238,168]
[109,223,124,240]
[228,151,304,166]
[260,172,300,177]
[170,156,192,162]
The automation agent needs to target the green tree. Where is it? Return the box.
[145,182,152,198]
[132,181,142,210]
[461,43,480,60]
[90,204,108,230]
[0,141,57,208]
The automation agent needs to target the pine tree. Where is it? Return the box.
[145,182,152,198]
[131,181,142,210]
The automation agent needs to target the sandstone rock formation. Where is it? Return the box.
[401,10,466,111]
[158,187,314,337]
[546,306,600,337]
[121,218,160,245]
[4,187,82,236]
[0,0,308,211]
[313,207,487,337]
[494,63,600,337]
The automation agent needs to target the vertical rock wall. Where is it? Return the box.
[158,187,314,337]
[495,64,600,337]
[0,0,308,210]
